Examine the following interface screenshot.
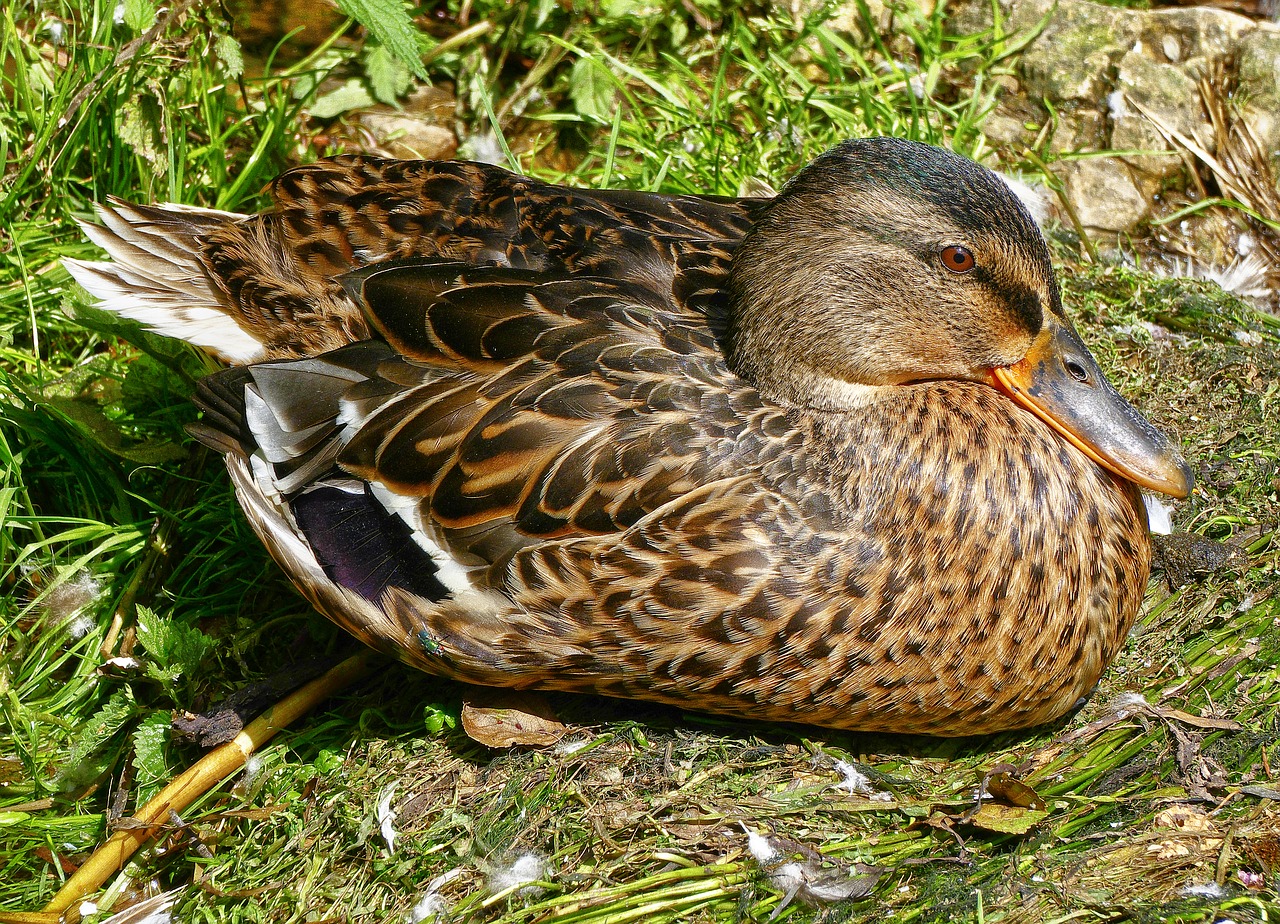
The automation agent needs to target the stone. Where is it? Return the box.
[945,0,1280,233]
[353,115,457,161]
[1236,27,1280,159]
[1133,6,1254,63]
[1013,0,1138,104]
[787,0,937,40]
[1110,50,1205,181]
[1057,157,1150,232]
[350,86,458,161]
[1048,109,1107,155]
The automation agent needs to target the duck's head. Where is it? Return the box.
[726,137,1192,498]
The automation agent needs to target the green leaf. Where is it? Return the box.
[364,43,412,105]
[333,0,428,81]
[315,749,345,774]
[132,712,172,805]
[123,0,157,33]
[66,295,212,382]
[117,93,167,173]
[310,78,377,119]
[120,353,192,415]
[55,690,139,790]
[423,702,458,735]
[214,31,245,81]
[136,605,213,682]
[601,0,652,17]
[40,395,187,466]
[45,392,187,464]
[569,57,616,124]
[965,804,1050,835]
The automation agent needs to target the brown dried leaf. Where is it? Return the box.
[461,691,568,748]
[0,757,23,784]
[1150,704,1243,731]
[986,772,1048,811]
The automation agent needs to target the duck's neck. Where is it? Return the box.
[724,242,857,410]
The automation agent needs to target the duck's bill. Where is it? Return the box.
[987,320,1193,498]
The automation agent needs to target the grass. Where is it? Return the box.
[2,0,1279,921]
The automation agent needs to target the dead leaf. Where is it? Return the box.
[0,757,23,784]
[986,772,1048,812]
[1149,704,1243,731]
[964,804,1050,835]
[461,691,568,748]
[1155,806,1216,833]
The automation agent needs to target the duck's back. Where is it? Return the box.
[70,156,762,363]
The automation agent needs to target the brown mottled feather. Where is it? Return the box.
[202,156,757,359]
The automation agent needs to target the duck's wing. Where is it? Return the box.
[68,157,764,363]
[192,258,792,640]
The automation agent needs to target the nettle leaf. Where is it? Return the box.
[334,0,428,80]
[66,295,211,382]
[123,0,157,33]
[365,42,412,105]
[117,91,167,174]
[55,689,139,790]
[569,57,616,124]
[136,606,214,684]
[214,31,244,80]
[120,353,192,415]
[311,78,377,119]
[132,712,172,805]
[40,395,187,466]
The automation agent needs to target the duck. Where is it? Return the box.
[64,137,1192,737]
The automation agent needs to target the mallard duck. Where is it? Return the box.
[65,138,1191,736]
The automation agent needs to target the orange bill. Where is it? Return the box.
[987,319,1193,498]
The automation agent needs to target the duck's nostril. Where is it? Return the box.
[1065,359,1089,383]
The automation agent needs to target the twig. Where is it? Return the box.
[0,651,376,924]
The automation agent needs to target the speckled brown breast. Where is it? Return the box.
[377,381,1150,736]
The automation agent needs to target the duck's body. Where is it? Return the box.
[66,140,1189,736]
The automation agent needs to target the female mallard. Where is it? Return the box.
[65,138,1191,736]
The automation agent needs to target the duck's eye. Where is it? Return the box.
[940,245,976,274]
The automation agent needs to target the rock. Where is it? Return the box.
[1110,50,1203,182]
[944,0,1280,234]
[807,0,1280,235]
[227,0,346,56]
[1051,109,1107,155]
[1011,0,1138,104]
[787,0,937,40]
[349,86,458,160]
[1152,532,1248,587]
[1134,6,1255,63]
[353,116,457,160]
[1058,157,1151,232]
[1236,27,1280,159]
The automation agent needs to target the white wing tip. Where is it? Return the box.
[63,256,266,364]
